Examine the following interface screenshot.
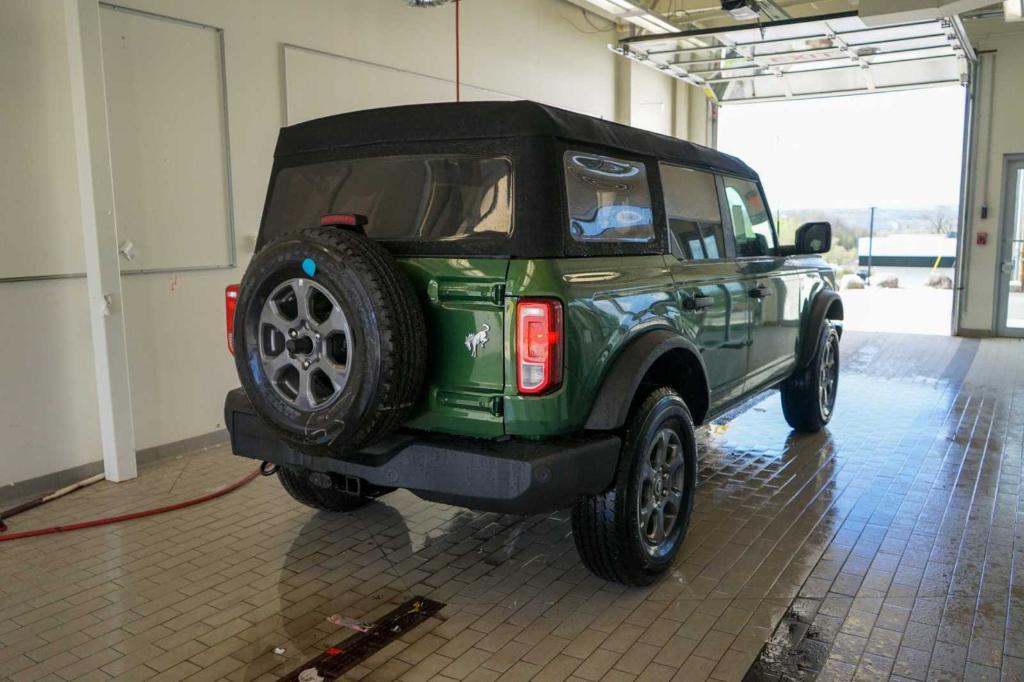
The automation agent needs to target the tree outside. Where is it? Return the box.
[775,205,958,275]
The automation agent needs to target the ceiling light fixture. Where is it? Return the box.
[584,0,635,14]
[627,13,678,33]
[580,0,680,33]
[721,0,760,21]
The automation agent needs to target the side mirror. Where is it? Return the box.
[795,221,831,254]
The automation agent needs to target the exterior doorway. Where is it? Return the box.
[717,86,965,336]
[997,156,1024,337]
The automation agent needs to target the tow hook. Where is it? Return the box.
[308,470,363,496]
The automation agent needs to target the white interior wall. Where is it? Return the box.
[0,1,86,279]
[961,19,1024,333]
[282,46,516,126]
[1,0,682,489]
[628,61,675,136]
[0,279,102,486]
[100,6,234,272]
[0,1,102,487]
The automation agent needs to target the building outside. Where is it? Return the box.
[857,233,957,287]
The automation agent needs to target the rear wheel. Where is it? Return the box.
[780,322,840,432]
[572,388,697,586]
[277,465,372,513]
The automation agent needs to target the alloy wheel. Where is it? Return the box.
[258,278,352,410]
[637,428,686,552]
[819,335,838,419]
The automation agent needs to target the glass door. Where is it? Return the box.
[998,159,1024,337]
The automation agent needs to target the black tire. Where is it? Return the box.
[572,388,698,586]
[780,322,840,433]
[234,226,426,452]
[277,466,371,513]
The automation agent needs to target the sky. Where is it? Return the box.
[717,85,966,212]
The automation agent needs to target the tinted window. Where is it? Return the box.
[660,163,725,260]
[264,155,512,242]
[723,177,776,257]
[564,151,654,242]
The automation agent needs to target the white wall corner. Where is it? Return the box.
[615,55,632,125]
[672,80,690,140]
[64,0,137,482]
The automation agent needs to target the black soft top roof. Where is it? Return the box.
[275,100,758,180]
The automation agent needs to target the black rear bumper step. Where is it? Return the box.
[224,389,620,515]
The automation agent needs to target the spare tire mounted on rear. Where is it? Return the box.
[233,225,426,452]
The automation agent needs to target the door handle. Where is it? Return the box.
[684,295,713,311]
[749,284,772,299]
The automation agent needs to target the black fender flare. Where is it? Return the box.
[796,290,844,370]
[584,329,709,431]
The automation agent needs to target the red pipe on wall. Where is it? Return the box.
[455,0,461,102]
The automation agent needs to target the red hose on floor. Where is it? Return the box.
[0,468,261,542]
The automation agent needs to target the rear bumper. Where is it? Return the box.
[224,389,620,515]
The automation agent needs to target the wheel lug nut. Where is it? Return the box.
[302,361,310,369]
[289,330,297,338]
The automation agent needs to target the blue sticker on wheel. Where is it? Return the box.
[301,258,317,277]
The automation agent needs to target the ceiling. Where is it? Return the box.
[615,10,974,103]
[572,0,997,103]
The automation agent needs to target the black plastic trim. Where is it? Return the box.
[225,389,620,515]
[795,290,844,370]
[584,329,710,430]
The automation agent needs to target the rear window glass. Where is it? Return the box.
[564,151,654,243]
[264,155,512,242]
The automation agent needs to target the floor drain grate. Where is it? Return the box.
[277,596,445,682]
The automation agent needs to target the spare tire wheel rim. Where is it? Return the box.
[258,277,353,411]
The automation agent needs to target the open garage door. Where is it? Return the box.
[612,10,975,103]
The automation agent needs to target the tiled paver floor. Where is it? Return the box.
[1,332,1023,682]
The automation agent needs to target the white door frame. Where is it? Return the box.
[995,154,1024,338]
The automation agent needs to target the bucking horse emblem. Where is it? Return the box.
[465,323,490,358]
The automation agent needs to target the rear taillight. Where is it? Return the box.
[516,299,563,395]
[225,284,239,355]
[320,213,368,228]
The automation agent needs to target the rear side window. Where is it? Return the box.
[659,163,725,260]
[264,155,512,242]
[723,176,776,257]
[564,151,654,242]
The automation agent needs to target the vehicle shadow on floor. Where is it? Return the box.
[241,407,837,680]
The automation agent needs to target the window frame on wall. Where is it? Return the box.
[658,161,735,262]
[719,174,779,259]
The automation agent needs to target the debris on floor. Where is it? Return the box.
[326,613,372,632]
[273,646,287,656]
[297,668,324,682]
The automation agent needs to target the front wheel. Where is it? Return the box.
[780,322,840,433]
[572,388,697,586]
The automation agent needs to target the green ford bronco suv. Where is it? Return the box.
[224,101,842,585]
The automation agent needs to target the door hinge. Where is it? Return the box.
[491,283,506,305]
